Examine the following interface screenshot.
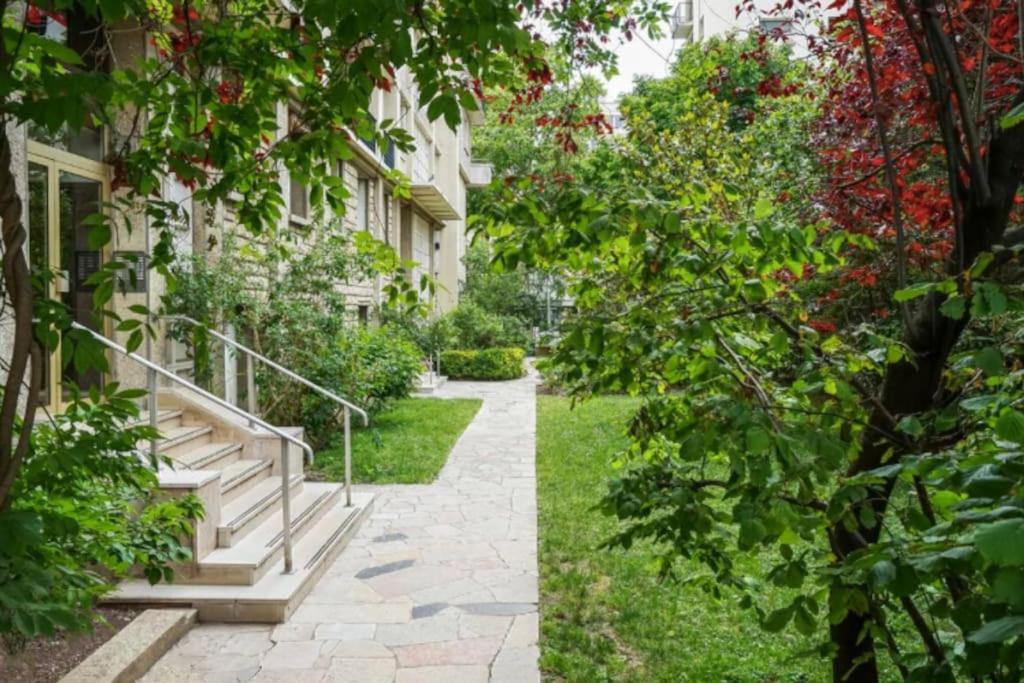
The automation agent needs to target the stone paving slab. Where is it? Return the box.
[143,373,540,683]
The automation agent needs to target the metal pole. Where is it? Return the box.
[148,367,158,459]
[246,352,256,427]
[344,406,352,507]
[281,439,293,574]
[223,335,231,403]
[169,324,177,374]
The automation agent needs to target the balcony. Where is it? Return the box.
[671,1,694,40]
[459,145,493,188]
[410,180,460,222]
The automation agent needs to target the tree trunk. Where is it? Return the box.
[828,109,1024,681]
[0,125,42,509]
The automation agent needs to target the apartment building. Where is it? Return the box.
[305,69,492,317]
[671,0,813,46]
[15,9,492,413]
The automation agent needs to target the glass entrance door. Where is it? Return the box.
[27,145,109,411]
[58,170,104,401]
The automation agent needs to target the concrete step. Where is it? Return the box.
[415,374,447,395]
[219,458,273,504]
[130,409,184,432]
[194,482,343,585]
[175,441,244,471]
[158,424,213,458]
[107,491,374,622]
[217,474,304,548]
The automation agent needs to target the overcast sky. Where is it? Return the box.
[602,24,679,101]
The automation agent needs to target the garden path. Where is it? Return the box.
[143,372,540,683]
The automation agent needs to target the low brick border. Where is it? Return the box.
[61,609,196,683]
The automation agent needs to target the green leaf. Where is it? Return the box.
[976,519,1024,566]
[793,603,816,636]
[87,223,112,250]
[969,616,1024,644]
[999,101,1024,131]
[894,282,932,303]
[974,347,1005,377]
[745,426,771,454]
[896,416,924,438]
[762,605,793,632]
[996,410,1024,444]
[972,283,1008,317]
[961,395,998,412]
[754,197,774,220]
[939,295,966,320]
[868,559,896,589]
[970,252,995,278]
[992,568,1024,610]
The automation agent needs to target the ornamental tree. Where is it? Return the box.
[483,3,1024,680]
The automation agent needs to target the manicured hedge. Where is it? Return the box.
[441,347,526,381]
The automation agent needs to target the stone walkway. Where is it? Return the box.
[144,374,540,683]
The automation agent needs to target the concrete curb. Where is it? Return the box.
[61,608,197,683]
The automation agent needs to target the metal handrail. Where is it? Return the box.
[70,322,305,575]
[162,314,367,506]
[163,315,368,424]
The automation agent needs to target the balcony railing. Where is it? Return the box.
[671,1,694,40]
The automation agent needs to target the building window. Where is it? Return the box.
[357,305,369,326]
[26,5,106,158]
[382,192,391,244]
[288,110,310,222]
[290,172,309,221]
[759,17,792,36]
[356,177,371,231]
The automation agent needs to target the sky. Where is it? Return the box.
[602,22,679,102]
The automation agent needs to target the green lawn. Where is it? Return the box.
[313,397,482,484]
[537,394,827,683]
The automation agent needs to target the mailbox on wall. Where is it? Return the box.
[113,251,148,293]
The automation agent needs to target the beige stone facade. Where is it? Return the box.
[3,17,492,411]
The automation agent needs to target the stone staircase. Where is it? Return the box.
[415,371,447,395]
[109,390,373,622]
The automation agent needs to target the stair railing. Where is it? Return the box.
[71,322,308,574]
[162,314,368,508]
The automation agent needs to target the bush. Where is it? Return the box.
[168,241,424,449]
[259,325,422,447]
[341,327,424,411]
[441,347,526,380]
[0,390,201,640]
[379,308,455,358]
[448,302,530,350]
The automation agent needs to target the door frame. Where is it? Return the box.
[27,140,112,413]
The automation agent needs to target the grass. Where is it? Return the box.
[312,397,482,484]
[537,394,828,683]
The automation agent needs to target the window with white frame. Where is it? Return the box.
[288,111,309,222]
[356,176,371,231]
[289,172,309,222]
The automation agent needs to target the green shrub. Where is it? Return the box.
[448,302,530,350]
[168,242,424,449]
[341,327,424,411]
[441,347,526,380]
[380,308,456,357]
[0,389,202,640]
[259,325,422,447]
